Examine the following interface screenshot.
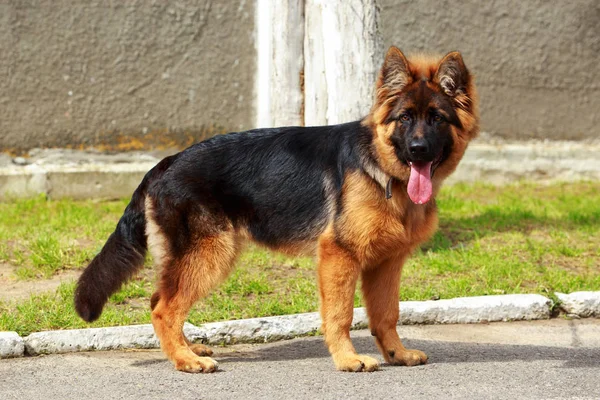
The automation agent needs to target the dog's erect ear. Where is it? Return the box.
[378,46,411,93]
[435,51,470,98]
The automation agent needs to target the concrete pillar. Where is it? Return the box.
[256,0,305,128]
[304,0,383,126]
[256,0,382,128]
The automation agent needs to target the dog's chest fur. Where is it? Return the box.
[335,171,438,266]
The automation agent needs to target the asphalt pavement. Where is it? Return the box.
[1,319,599,400]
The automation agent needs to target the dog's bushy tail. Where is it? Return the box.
[74,187,148,322]
[74,157,173,322]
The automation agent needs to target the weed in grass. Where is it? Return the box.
[109,280,150,304]
[30,235,63,272]
[14,265,39,280]
[221,270,272,297]
[0,244,9,262]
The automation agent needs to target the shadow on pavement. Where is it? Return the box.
[217,336,600,369]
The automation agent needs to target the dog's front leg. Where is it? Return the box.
[317,235,380,372]
[361,255,428,366]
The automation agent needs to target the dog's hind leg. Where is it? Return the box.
[361,255,428,366]
[149,229,239,373]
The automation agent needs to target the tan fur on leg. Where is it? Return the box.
[150,230,240,373]
[318,230,379,372]
[362,256,427,366]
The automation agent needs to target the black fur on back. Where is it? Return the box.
[145,121,377,258]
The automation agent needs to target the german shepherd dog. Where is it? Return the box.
[75,47,479,373]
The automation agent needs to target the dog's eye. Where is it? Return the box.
[399,114,411,123]
[433,114,443,123]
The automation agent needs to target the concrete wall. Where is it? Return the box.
[1,0,598,152]
[379,0,600,141]
[0,0,256,152]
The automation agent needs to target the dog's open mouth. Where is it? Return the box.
[407,151,443,205]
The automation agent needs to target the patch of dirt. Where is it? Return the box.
[541,255,595,275]
[66,238,98,248]
[0,263,81,302]
[138,265,159,282]
[266,263,314,280]
[123,298,149,310]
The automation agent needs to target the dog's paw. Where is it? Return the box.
[334,353,380,372]
[188,343,213,357]
[386,348,428,366]
[174,353,219,373]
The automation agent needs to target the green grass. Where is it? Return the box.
[0,195,129,278]
[1,182,599,336]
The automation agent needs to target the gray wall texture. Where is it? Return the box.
[0,0,598,152]
[0,0,256,152]
[379,0,600,141]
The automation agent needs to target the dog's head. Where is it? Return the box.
[367,46,479,204]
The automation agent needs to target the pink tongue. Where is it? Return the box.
[407,161,433,204]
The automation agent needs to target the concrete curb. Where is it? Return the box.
[3,141,600,199]
[445,141,600,186]
[0,158,155,200]
[0,332,24,358]
[398,294,552,324]
[23,323,198,356]
[556,291,600,318]
[2,292,598,358]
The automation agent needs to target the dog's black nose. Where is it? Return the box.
[409,138,430,158]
